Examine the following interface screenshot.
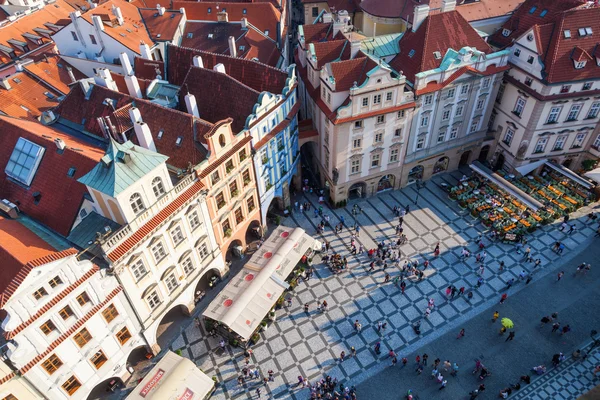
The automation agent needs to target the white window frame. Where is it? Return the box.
[164,273,178,293]
[476,98,485,110]
[376,115,385,124]
[362,97,368,107]
[420,115,429,127]
[371,154,380,168]
[131,259,148,281]
[416,137,425,150]
[566,104,582,121]
[352,138,361,148]
[482,78,491,89]
[198,242,209,260]
[593,134,600,149]
[587,102,600,119]
[503,128,514,146]
[151,241,167,263]
[513,97,526,116]
[442,110,450,121]
[152,177,165,198]
[182,256,194,275]
[455,106,463,117]
[534,138,548,153]
[437,130,446,143]
[5,137,45,186]
[350,159,360,174]
[446,88,455,99]
[547,106,561,123]
[373,94,382,105]
[389,148,399,163]
[460,84,469,94]
[146,291,161,310]
[449,127,458,140]
[385,92,393,102]
[130,193,145,215]
[424,95,433,106]
[188,211,201,231]
[170,226,185,247]
[374,133,383,143]
[553,135,567,151]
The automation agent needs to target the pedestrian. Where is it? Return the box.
[506,331,515,341]
[428,298,435,309]
[526,274,533,284]
[286,297,292,307]
[424,307,431,318]
[304,303,310,313]
[451,286,457,298]
[377,321,383,332]
[255,387,261,397]
[268,370,274,381]
[557,271,564,281]
[500,293,508,304]
[384,273,391,283]
[443,360,451,371]
[457,328,465,339]
[434,243,440,257]
[498,260,505,271]
[561,324,571,335]
[400,280,406,294]
[552,312,559,319]
[559,221,567,231]
[459,286,465,296]
[523,246,531,260]
[402,357,408,367]
[391,356,397,366]
[551,322,561,333]
[439,379,447,390]
[415,355,421,365]
[340,351,346,362]
[500,326,506,335]
[431,367,438,379]
[422,354,428,366]
[351,346,356,357]
[492,311,499,322]
[540,316,552,327]
[451,362,459,377]
[558,242,565,254]
[374,342,381,354]
[568,224,576,235]
[534,259,541,269]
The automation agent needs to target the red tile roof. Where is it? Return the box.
[456,0,523,22]
[0,70,63,118]
[242,27,281,66]
[197,134,252,178]
[360,0,417,19]
[389,10,492,84]
[20,286,123,374]
[107,181,204,261]
[4,264,99,339]
[312,39,350,68]
[180,66,260,133]
[166,43,288,93]
[138,8,185,42]
[414,64,510,95]
[23,54,84,94]
[55,84,212,169]
[133,56,165,80]
[300,23,334,47]
[0,117,105,236]
[329,56,378,91]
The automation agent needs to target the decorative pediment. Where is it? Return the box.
[506,121,517,129]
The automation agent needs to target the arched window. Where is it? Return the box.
[152,177,165,198]
[130,193,145,214]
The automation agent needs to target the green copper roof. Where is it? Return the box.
[361,33,402,59]
[78,139,169,197]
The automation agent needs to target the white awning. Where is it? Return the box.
[203,226,319,341]
[584,167,600,184]
[515,159,547,176]
[470,161,544,212]
[544,162,594,189]
[126,351,214,400]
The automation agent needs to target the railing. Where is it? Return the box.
[404,131,487,164]
[101,174,197,252]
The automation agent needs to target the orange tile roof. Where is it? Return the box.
[0,70,63,118]
[456,0,523,22]
[23,53,84,94]
[80,0,153,54]
[138,7,185,42]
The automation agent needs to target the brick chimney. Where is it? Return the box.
[217,11,228,22]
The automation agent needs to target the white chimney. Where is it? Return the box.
[217,11,228,22]
[441,0,457,13]
[129,107,157,152]
[119,52,133,75]
[179,7,185,16]
[112,5,124,26]
[54,138,66,150]
[69,10,81,23]
[15,62,23,72]
[412,5,429,32]
[139,42,152,59]
[0,78,11,90]
[156,4,165,16]
[66,67,76,83]
[350,40,361,59]
[125,74,142,98]
[322,12,332,23]
[91,2,97,8]
[192,55,204,68]
[94,68,118,91]
[77,51,87,59]
[241,17,247,30]
[213,63,226,74]
[92,15,105,32]
[228,36,237,57]
[184,93,199,117]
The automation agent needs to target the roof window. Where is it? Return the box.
[433,51,441,60]
[157,129,164,139]
[408,49,415,58]
[12,77,21,84]
[540,9,548,17]
[529,6,536,14]
[5,137,45,186]
[44,91,55,99]
[175,137,183,146]
[586,27,593,35]
[239,45,246,51]
[264,30,269,36]
[243,8,247,14]
[502,29,511,37]
[208,34,214,39]
[564,30,571,38]
[207,7,211,13]
[187,33,193,38]
[170,13,176,19]
[67,167,76,177]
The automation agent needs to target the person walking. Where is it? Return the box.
[431,367,438,380]
[561,324,571,336]
[340,351,346,362]
[492,311,499,323]
[500,293,508,304]
[506,331,515,342]
[557,271,565,281]
[540,316,552,327]
[551,322,561,333]
[391,356,398,367]
[424,307,431,318]
[422,354,429,366]
[439,379,447,390]
[415,355,421,365]
[526,274,533,284]
[374,342,381,354]
[568,224,576,235]
[457,328,466,339]
[400,280,406,294]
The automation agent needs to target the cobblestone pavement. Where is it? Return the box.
[166,169,598,399]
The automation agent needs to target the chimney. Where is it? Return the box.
[92,15,105,32]
[217,11,228,22]
[79,79,91,98]
[322,12,332,23]
[125,74,142,98]
[441,0,457,13]
[69,10,81,24]
[112,5,124,26]
[119,52,133,75]
[241,17,247,30]
[139,42,152,59]
[412,5,429,32]
[156,4,165,16]
[0,78,11,90]
[91,2,97,8]
[94,68,119,91]
[184,93,199,117]
[350,40,361,59]
[179,7,185,16]
[228,36,237,57]
[129,107,157,152]
[213,63,226,74]
[192,55,203,68]
[15,62,23,72]
[66,67,76,83]
[77,51,87,59]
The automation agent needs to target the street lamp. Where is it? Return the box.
[414,179,422,204]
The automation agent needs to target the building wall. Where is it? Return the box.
[0,360,44,400]
[360,13,406,37]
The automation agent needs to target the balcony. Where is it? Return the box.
[404,130,487,164]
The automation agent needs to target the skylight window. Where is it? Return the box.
[44,91,55,99]
[67,167,76,177]
[529,6,536,14]
[540,9,548,17]
[564,30,571,38]
[207,7,211,13]
[242,8,247,14]
[170,13,176,18]
[579,28,587,36]
[502,28,511,37]
[5,137,45,186]
[187,33,193,39]
[433,51,441,60]
[175,137,183,146]
[157,129,164,139]
[586,27,593,35]
[264,30,269,36]
[12,78,21,83]
[408,49,415,58]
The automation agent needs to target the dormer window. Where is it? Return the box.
[502,29,511,37]
[575,61,586,69]
[130,193,145,214]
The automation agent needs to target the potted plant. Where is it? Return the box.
[266,183,273,191]
[262,156,268,164]
[224,229,232,238]
[231,189,239,197]
[276,295,285,309]
[251,333,260,344]
[212,376,218,384]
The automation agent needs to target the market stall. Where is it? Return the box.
[543,161,594,190]
[126,351,214,400]
[203,226,320,344]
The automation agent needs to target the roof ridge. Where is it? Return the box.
[419,13,433,74]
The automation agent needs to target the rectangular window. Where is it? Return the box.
[89,34,97,45]
[446,88,455,98]
[561,85,571,93]
[362,97,368,107]
[547,106,561,123]
[188,211,201,231]
[354,120,363,129]
[397,110,405,119]
[239,149,247,162]
[424,95,433,105]
[496,84,505,103]
[587,102,600,119]
[225,160,234,173]
[553,136,567,151]
[59,305,74,320]
[482,78,491,89]
[312,6,318,17]
[376,115,385,124]
[260,149,267,163]
[242,169,251,186]
[350,159,360,174]
[593,134,600,149]
[461,84,469,94]
[5,137,45,186]
[442,110,450,121]
[33,287,48,300]
[416,137,425,150]
[386,92,393,101]
[326,92,331,104]
[437,131,446,143]
[170,226,185,246]
[101,304,119,323]
[229,180,238,198]
[62,376,81,396]
[216,192,226,209]
[583,82,593,90]
[146,291,161,310]
[566,104,582,121]
[211,171,220,185]
[449,127,458,139]
[476,98,485,110]
[513,97,526,116]
[420,116,429,127]
[373,94,381,104]
[525,77,533,86]
[455,106,463,117]
[247,196,256,212]
[70,31,78,41]
[164,273,178,293]
[514,48,521,57]
[235,207,244,225]
[90,350,107,369]
[222,219,231,236]
[42,354,63,375]
[527,56,534,64]
[116,326,132,345]
[131,259,147,281]
[151,242,167,263]
[534,138,548,153]
[76,292,91,307]
[40,320,57,335]
[48,276,63,288]
[503,128,514,145]
[352,138,361,148]
[182,257,194,275]
[572,133,586,148]
[469,122,478,133]
[371,154,380,168]
[394,128,402,137]
[73,328,92,348]
[374,133,383,143]
[389,148,399,163]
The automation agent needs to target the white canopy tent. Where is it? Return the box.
[126,351,214,400]
[203,226,319,341]
[584,167,600,184]
[544,162,594,189]
[515,159,547,176]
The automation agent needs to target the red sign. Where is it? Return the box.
[139,369,165,397]
[178,388,195,400]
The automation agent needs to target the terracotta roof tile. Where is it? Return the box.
[456,0,523,22]
[107,181,204,261]
[300,23,334,47]
[197,134,252,179]
[138,8,184,42]
[133,56,164,80]
[23,54,84,94]
[312,39,349,68]
[329,56,377,91]
[4,264,99,339]
[389,10,492,84]
[0,116,105,236]
[19,286,122,374]
[0,70,63,118]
